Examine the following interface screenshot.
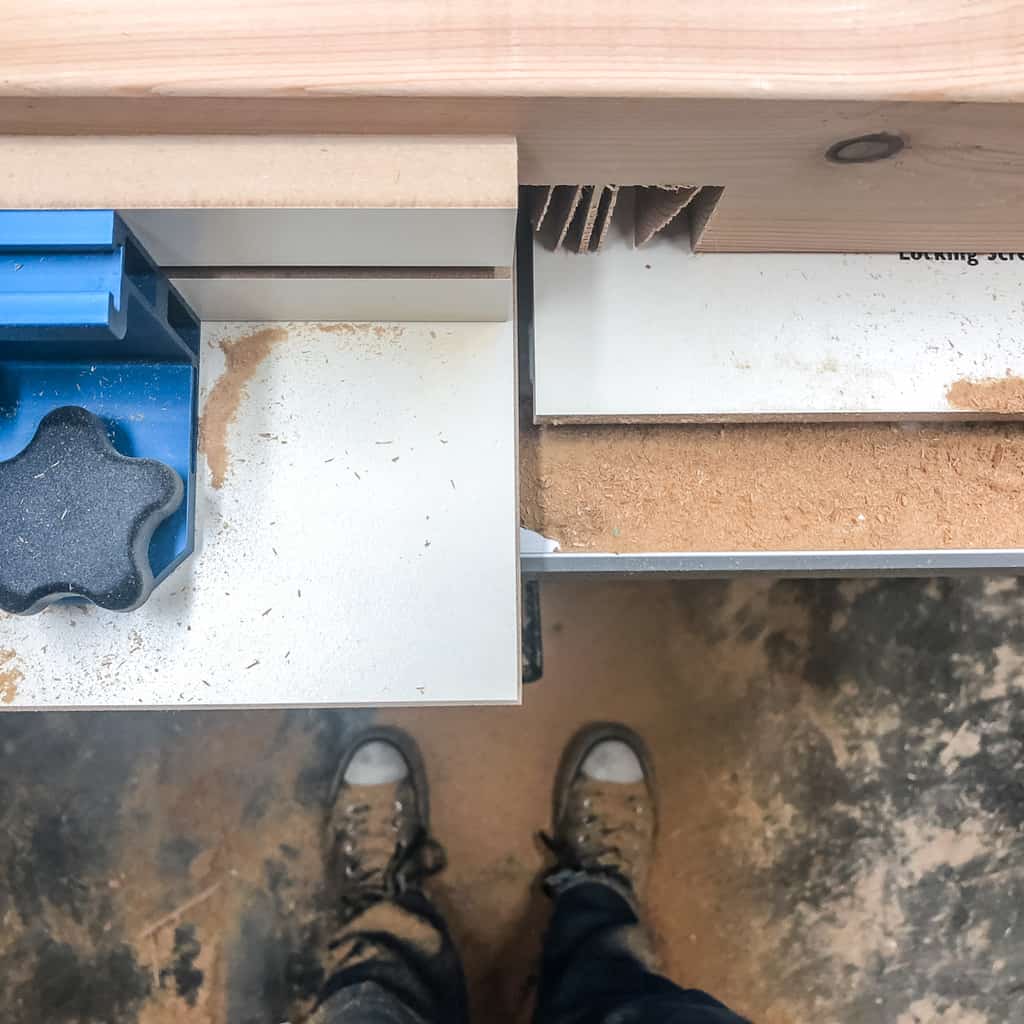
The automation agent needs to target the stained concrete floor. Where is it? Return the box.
[1,577,1022,1024]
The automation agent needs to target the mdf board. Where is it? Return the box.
[0,321,521,708]
[1,136,518,269]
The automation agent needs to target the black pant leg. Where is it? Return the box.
[312,890,469,1024]
[534,880,750,1024]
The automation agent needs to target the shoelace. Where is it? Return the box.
[336,822,447,920]
[539,788,647,890]
[539,830,633,894]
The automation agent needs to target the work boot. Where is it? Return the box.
[289,729,454,1024]
[547,723,657,901]
[324,726,445,920]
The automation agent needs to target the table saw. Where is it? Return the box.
[3,3,1024,708]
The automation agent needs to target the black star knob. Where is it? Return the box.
[0,406,184,615]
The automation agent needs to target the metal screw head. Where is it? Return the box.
[826,133,905,164]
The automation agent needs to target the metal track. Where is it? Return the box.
[521,550,1024,579]
[517,206,1024,582]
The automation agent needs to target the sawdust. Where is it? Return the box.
[5,577,1022,1021]
[197,321,413,490]
[983,642,1024,700]
[520,422,1024,552]
[0,646,22,704]
[199,327,289,489]
[106,712,336,1024]
[947,375,1024,414]
[897,998,989,1023]
[318,321,408,351]
[386,576,1024,1023]
[385,580,813,1024]
[938,722,982,770]
[898,816,990,878]
[806,859,902,975]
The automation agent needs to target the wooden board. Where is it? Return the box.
[2,4,1024,251]
[2,136,518,268]
[3,101,1024,252]
[1,1,1019,102]
[531,198,1024,422]
[0,321,521,709]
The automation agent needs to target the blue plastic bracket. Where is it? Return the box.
[0,210,201,596]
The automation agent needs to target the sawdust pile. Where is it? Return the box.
[520,422,1024,552]
[199,327,289,489]
[946,375,1024,414]
[0,647,22,704]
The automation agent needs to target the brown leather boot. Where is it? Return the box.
[548,723,657,900]
[324,726,445,920]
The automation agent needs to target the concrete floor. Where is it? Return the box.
[1,577,1022,1024]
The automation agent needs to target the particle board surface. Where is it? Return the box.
[532,201,1024,422]
[1,321,520,709]
[2,136,517,210]
[520,422,1024,554]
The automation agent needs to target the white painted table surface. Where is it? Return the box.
[1,321,520,709]
[533,198,1024,422]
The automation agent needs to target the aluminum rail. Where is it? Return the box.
[520,550,1024,579]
